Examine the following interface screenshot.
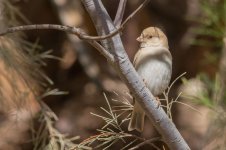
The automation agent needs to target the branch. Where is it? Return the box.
[114,0,127,28]
[0,24,114,61]
[81,0,190,149]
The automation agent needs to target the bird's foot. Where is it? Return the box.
[143,79,148,87]
[155,97,161,106]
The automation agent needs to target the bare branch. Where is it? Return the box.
[0,24,85,38]
[114,0,127,28]
[0,24,114,61]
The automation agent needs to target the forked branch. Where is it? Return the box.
[81,0,190,149]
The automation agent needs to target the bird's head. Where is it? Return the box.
[137,27,168,49]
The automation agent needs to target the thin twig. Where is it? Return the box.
[167,72,187,93]
[128,137,162,150]
[87,40,114,62]
[120,0,150,28]
[114,0,127,28]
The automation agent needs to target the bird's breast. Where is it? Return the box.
[135,48,172,96]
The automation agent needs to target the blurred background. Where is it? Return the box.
[0,0,226,149]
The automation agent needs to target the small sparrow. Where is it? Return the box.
[128,27,172,132]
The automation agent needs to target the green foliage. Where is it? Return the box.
[192,0,226,47]
[181,73,223,109]
[188,0,226,109]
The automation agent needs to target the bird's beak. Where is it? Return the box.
[136,36,143,42]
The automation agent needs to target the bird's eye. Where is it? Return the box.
[148,35,153,38]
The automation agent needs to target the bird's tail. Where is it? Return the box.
[128,101,145,132]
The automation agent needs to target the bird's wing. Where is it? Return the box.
[133,49,142,69]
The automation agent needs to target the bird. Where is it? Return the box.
[128,27,172,132]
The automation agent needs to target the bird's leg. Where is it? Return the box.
[142,78,161,106]
[143,79,148,86]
